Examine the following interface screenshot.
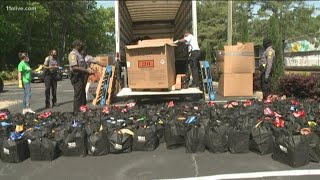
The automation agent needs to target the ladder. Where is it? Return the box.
[199,61,215,101]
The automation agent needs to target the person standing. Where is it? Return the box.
[18,52,35,114]
[174,30,201,88]
[68,40,93,112]
[260,37,275,99]
[43,49,59,108]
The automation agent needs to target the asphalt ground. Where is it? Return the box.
[1,79,320,180]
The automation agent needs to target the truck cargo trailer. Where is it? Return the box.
[114,0,203,98]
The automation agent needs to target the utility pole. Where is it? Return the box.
[227,0,233,45]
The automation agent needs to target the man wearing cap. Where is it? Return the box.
[68,40,93,112]
[260,37,275,98]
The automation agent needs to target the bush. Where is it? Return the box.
[0,69,18,81]
[278,74,320,99]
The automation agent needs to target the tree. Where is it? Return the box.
[0,0,115,69]
[197,1,228,62]
[256,1,318,90]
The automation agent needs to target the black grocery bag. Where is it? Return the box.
[185,126,205,153]
[204,126,228,153]
[85,122,100,136]
[1,139,29,163]
[87,131,109,156]
[250,122,273,155]
[228,129,250,154]
[108,129,133,154]
[305,133,320,163]
[29,137,60,161]
[133,122,159,151]
[62,127,87,157]
[165,120,188,149]
[272,133,310,167]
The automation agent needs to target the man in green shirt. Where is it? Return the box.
[18,52,35,114]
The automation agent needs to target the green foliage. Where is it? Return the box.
[0,69,18,81]
[197,0,319,66]
[197,1,228,62]
[0,0,115,70]
[278,74,320,99]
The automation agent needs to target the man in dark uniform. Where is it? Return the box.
[43,49,59,108]
[260,37,275,99]
[68,40,93,112]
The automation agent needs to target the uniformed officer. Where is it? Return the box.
[43,49,59,108]
[260,37,275,99]
[68,40,93,112]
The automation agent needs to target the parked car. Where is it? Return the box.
[61,65,71,79]
[31,65,62,83]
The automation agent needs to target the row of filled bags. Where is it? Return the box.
[1,117,320,168]
[1,97,320,168]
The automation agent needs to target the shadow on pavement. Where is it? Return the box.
[0,90,9,93]
[34,100,74,112]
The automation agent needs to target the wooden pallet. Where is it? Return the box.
[92,67,107,106]
[92,65,119,106]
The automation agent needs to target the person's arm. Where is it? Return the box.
[43,66,59,69]
[71,66,92,74]
[69,53,93,74]
[174,38,187,44]
[18,65,23,88]
[91,60,106,67]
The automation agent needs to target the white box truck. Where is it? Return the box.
[115,0,197,62]
[114,0,203,97]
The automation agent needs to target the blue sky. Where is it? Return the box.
[96,1,114,8]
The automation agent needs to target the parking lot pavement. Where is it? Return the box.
[0,79,75,114]
[1,80,320,180]
[1,144,320,180]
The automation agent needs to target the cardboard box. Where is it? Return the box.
[220,42,255,73]
[126,38,177,89]
[218,73,253,96]
[88,64,105,83]
[95,56,113,66]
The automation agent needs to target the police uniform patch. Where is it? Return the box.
[267,51,273,58]
[70,54,76,62]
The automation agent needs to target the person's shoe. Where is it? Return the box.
[51,103,58,108]
[45,105,50,109]
[27,109,35,113]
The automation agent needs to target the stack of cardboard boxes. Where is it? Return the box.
[217,42,255,96]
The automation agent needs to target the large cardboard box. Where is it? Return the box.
[126,38,176,89]
[95,56,113,66]
[88,64,105,83]
[218,73,253,96]
[218,42,255,73]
